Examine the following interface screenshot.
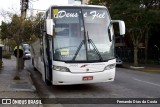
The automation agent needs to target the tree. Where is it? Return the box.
[0,14,34,79]
[89,0,160,66]
[89,0,112,7]
[140,0,160,64]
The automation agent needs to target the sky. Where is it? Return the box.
[0,0,69,23]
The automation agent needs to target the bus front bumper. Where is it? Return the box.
[52,69,115,85]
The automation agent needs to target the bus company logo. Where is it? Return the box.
[2,99,11,104]
[80,64,88,68]
[86,68,90,72]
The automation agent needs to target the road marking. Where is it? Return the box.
[134,78,160,87]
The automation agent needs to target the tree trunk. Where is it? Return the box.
[144,30,149,64]
[14,45,20,80]
[134,46,138,67]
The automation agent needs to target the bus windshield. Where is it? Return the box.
[53,7,114,62]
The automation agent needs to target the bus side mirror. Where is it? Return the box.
[46,19,55,36]
[111,20,125,35]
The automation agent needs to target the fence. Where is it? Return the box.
[115,47,160,65]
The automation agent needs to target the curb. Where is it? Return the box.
[143,70,160,72]
[122,66,160,73]
[26,70,36,91]
[130,66,144,69]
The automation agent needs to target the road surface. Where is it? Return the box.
[25,61,160,107]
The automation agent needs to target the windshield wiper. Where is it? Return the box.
[86,32,103,61]
[72,40,85,61]
[72,32,104,61]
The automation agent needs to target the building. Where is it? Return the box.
[82,0,89,4]
[69,0,89,4]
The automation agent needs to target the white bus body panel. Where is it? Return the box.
[51,59,116,85]
[52,69,115,85]
[33,54,116,85]
[31,39,45,82]
[33,56,46,82]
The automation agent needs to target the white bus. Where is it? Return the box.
[31,5,125,85]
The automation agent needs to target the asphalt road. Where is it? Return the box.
[25,60,160,107]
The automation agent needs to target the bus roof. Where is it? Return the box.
[52,4,106,8]
[46,5,107,11]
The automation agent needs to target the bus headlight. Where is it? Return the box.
[104,63,116,70]
[53,65,70,72]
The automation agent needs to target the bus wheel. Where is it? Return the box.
[44,65,52,86]
[45,79,52,86]
[32,58,37,71]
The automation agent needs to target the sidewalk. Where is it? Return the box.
[122,62,160,72]
[0,56,42,107]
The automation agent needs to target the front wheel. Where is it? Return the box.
[44,63,52,86]
[32,58,37,71]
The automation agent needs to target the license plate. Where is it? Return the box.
[82,76,93,81]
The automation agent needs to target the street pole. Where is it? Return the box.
[154,45,160,64]
[21,0,29,19]
[19,0,29,71]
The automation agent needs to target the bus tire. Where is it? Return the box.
[44,64,52,86]
[32,58,37,71]
[45,79,52,86]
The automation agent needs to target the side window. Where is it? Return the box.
[55,24,69,36]
[71,23,80,37]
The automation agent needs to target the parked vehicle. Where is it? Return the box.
[116,56,123,66]
[24,50,31,60]
[22,43,30,51]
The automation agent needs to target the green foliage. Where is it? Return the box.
[0,60,2,69]
[89,0,160,29]
[2,52,11,59]
[89,0,160,66]
[0,11,42,80]
[0,14,40,45]
[13,75,20,80]
[0,21,10,40]
[89,0,112,7]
